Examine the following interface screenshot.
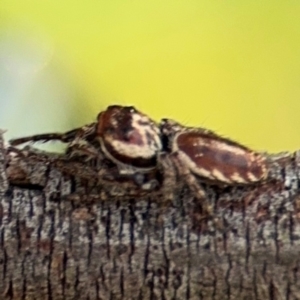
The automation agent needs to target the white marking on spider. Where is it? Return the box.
[246,172,259,182]
[98,110,162,171]
[230,172,246,183]
[212,169,232,183]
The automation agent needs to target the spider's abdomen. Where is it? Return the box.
[173,130,268,184]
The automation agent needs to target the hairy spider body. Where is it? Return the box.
[9,106,162,192]
[160,119,268,185]
[96,105,162,171]
[9,105,268,202]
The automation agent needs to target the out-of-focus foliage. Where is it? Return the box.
[0,1,300,152]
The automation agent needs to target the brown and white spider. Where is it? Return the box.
[9,106,162,193]
[9,105,268,202]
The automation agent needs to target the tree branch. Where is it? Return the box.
[1,131,300,300]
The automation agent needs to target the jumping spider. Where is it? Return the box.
[9,105,268,204]
[9,106,163,193]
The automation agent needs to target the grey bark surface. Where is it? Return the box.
[0,132,300,300]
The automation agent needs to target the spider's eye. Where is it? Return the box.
[127,106,136,113]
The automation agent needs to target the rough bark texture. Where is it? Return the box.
[1,132,300,300]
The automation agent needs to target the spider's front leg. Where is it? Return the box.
[9,122,103,166]
[9,126,86,146]
[10,122,96,146]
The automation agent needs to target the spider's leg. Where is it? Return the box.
[171,152,206,199]
[6,145,25,157]
[9,123,97,147]
[9,128,81,146]
[102,163,158,192]
[170,152,214,218]
[157,152,178,203]
[67,138,102,161]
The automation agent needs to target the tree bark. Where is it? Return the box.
[1,131,300,300]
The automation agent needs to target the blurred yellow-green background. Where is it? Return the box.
[1,1,300,152]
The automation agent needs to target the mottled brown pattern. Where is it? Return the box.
[10,127,85,146]
[96,105,160,168]
[97,105,145,146]
[100,139,157,168]
[176,131,267,183]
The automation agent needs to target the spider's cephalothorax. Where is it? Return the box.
[160,118,268,186]
[96,105,162,172]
